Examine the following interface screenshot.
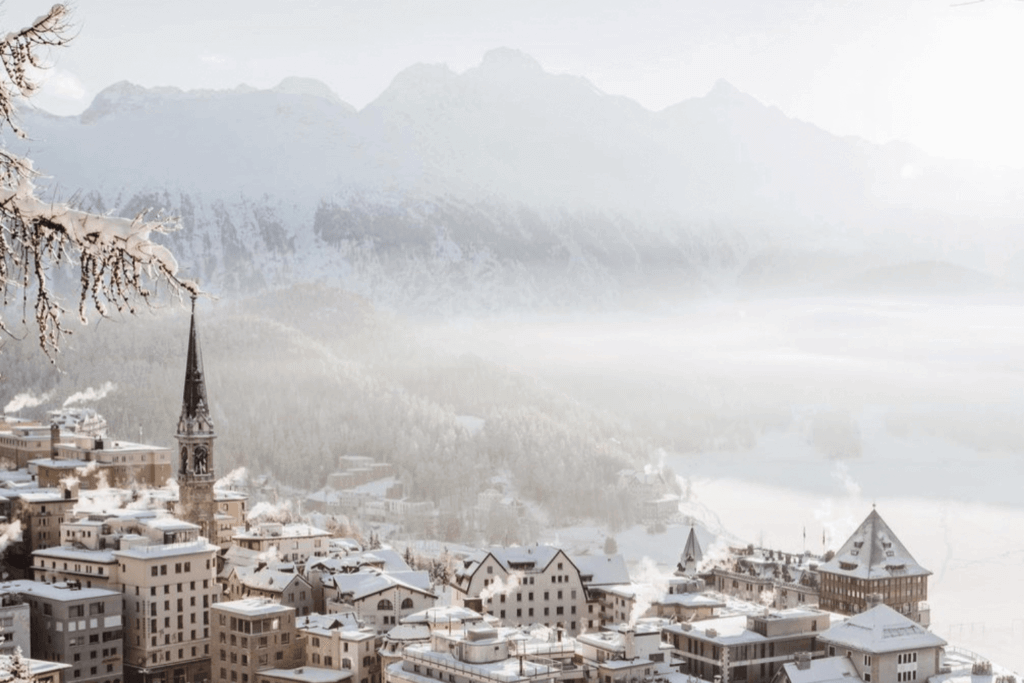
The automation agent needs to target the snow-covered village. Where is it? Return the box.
[2,1,1024,683]
[0,306,1019,682]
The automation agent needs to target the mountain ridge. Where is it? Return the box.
[11,49,1023,309]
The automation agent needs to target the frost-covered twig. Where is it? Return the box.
[0,4,195,358]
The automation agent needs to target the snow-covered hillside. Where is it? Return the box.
[12,49,1024,309]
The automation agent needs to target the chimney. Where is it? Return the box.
[795,653,811,670]
[50,422,60,459]
[623,629,636,659]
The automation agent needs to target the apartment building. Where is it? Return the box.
[4,580,123,683]
[451,546,588,636]
[114,536,219,683]
[42,435,173,490]
[11,486,79,554]
[211,598,305,683]
[662,607,830,683]
[0,588,32,657]
[297,613,381,683]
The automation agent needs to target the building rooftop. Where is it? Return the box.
[571,554,630,585]
[331,569,433,601]
[818,604,945,653]
[256,667,351,683]
[663,614,764,645]
[113,538,218,559]
[818,509,930,580]
[233,522,330,541]
[33,546,117,563]
[214,597,294,617]
[0,579,120,602]
[781,656,862,683]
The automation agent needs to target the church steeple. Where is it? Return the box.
[178,298,214,437]
[176,297,217,541]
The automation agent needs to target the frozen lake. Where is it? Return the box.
[428,293,1024,672]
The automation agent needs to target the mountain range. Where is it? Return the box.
[13,48,1024,310]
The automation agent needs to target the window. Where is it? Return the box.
[377,599,393,611]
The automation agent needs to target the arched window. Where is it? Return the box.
[401,598,414,610]
[377,599,393,611]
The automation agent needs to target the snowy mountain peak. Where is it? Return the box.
[479,47,544,74]
[80,80,181,123]
[271,77,348,108]
[704,78,760,107]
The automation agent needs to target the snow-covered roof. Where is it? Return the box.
[662,614,764,645]
[214,597,293,617]
[0,579,120,601]
[33,546,117,563]
[331,569,434,601]
[817,604,946,654]
[402,605,487,626]
[30,457,90,469]
[383,623,432,642]
[256,667,351,683]
[458,545,570,580]
[233,522,330,540]
[297,612,367,636]
[781,656,862,683]
[113,539,218,559]
[656,592,726,608]
[819,509,930,580]
[237,567,310,594]
[571,554,630,585]
[402,641,558,680]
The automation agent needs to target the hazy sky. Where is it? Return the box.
[4,0,1023,167]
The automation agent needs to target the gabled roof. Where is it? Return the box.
[331,568,435,601]
[236,566,311,594]
[781,656,862,683]
[819,509,930,580]
[457,545,575,581]
[818,604,946,654]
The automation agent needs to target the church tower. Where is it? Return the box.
[176,299,217,541]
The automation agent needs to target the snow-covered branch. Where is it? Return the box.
[0,4,195,357]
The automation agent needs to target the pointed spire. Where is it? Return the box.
[682,526,703,565]
[179,297,213,434]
